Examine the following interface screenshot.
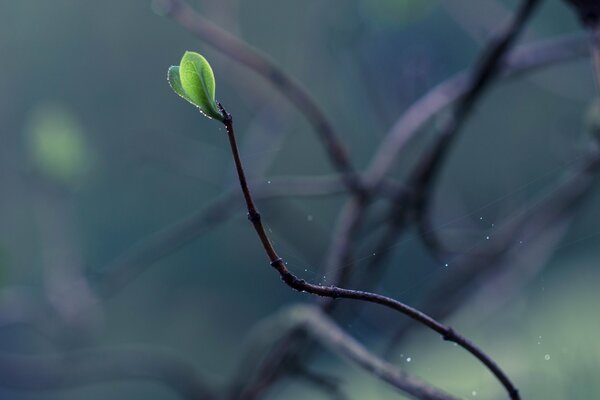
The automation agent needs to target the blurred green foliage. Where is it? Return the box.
[26,103,91,185]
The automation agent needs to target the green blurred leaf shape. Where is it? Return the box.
[27,104,90,185]
[168,51,224,121]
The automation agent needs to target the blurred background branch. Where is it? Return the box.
[0,0,599,399]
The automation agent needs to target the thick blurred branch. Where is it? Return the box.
[91,174,356,299]
[365,32,587,191]
[387,145,600,354]
[232,305,460,400]
[335,33,591,300]
[30,181,101,341]
[319,197,368,307]
[358,0,543,281]
[323,33,590,302]
[565,0,600,26]
[287,362,347,400]
[592,27,600,90]
[406,0,541,233]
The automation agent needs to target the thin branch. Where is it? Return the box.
[157,0,364,195]
[218,104,521,400]
[233,32,591,399]
[0,347,215,399]
[153,13,587,398]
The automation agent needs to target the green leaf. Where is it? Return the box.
[177,51,223,121]
[167,66,194,104]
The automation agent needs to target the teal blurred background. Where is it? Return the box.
[0,0,599,399]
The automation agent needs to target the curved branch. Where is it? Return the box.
[387,146,600,355]
[219,105,521,400]
[365,33,589,190]
[393,0,541,212]
[234,305,460,400]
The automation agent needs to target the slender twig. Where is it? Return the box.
[218,103,520,400]
[158,0,364,195]
[103,31,589,397]
[82,29,589,396]
[0,347,215,399]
